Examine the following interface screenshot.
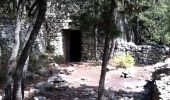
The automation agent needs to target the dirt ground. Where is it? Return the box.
[63,64,146,87]
[0,61,154,100]
[22,61,154,100]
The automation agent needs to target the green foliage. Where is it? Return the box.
[113,53,135,68]
[72,0,170,44]
[53,55,64,63]
[28,55,39,72]
[39,54,49,59]
[123,0,170,44]
[138,0,170,44]
[46,45,55,53]
[0,47,1,57]
[109,0,170,44]
[111,29,122,38]
[71,0,120,37]
[0,68,7,84]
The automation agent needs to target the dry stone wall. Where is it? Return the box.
[0,1,74,59]
[152,59,170,100]
[114,39,170,64]
[0,15,29,66]
[2,1,170,63]
[0,1,86,64]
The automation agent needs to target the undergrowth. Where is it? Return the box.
[113,53,135,68]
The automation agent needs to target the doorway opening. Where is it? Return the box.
[62,29,82,62]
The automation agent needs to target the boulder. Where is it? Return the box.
[105,88,115,100]
[106,64,116,71]
[48,74,67,83]
[33,96,46,100]
[37,67,49,76]
[120,97,130,100]
[165,58,170,67]
[137,81,147,88]
[47,74,68,88]
[0,95,2,100]
[64,66,75,75]
[35,81,51,90]
[81,88,96,96]
[154,62,166,69]
[124,81,147,90]
[29,88,40,94]
[26,72,39,80]
[121,68,135,78]
[48,62,59,68]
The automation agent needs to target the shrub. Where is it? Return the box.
[53,55,64,63]
[46,45,55,53]
[113,53,135,68]
[39,53,49,60]
[28,55,39,72]
[0,68,7,85]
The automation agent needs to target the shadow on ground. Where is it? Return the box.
[152,68,170,80]
[28,83,154,100]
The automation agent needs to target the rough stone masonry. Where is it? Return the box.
[114,39,170,65]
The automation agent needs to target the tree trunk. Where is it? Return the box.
[94,27,99,61]
[133,16,140,44]
[97,34,110,100]
[4,0,24,99]
[124,16,131,42]
[21,56,29,99]
[94,0,99,61]
[97,0,116,100]
[109,39,116,59]
[12,0,47,99]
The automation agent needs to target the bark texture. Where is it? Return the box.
[97,0,117,100]
[12,0,47,99]
[4,0,25,99]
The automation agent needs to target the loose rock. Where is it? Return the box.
[64,66,75,75]
[33,96,46,100]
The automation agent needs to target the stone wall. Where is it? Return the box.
[0,0,108,62]
[152,59,170,100]
[0,1,73,60]
[2,1,170,63]
[0,15,18,67]
[81,33,104,60]
[0,1,86,63]
[0,15,46,66]
[45,0,106,60]
[114,39,170,64]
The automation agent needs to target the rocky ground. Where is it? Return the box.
[1,59,170,100]
[21,61,157,100]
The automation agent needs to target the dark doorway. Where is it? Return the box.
[62,29,82,62]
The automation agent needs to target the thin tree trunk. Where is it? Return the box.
[44,18,50,47]
[21,56,29,99]
[12,0,47,100]
[109,39,115,59]
[19,12,35,99]
[97,34,110,100]
[124,17,131,42]
[4,0,24,99]
[97,0,116,100]
[19,11,36,99]
[94,27,99,61]
[133,16,139,44]
[94,0,99,61]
